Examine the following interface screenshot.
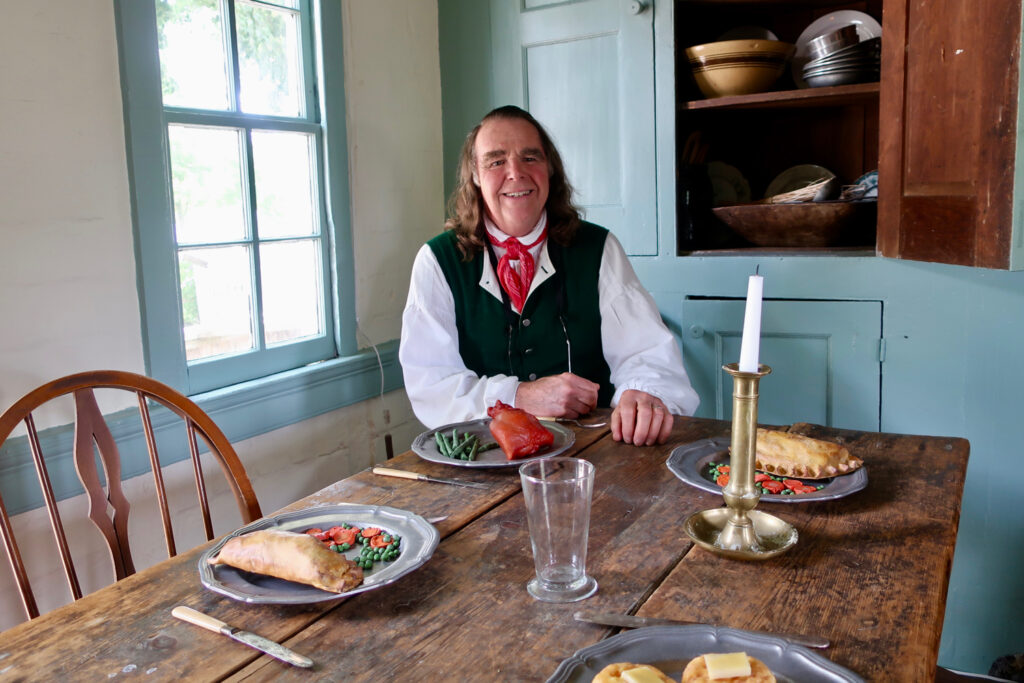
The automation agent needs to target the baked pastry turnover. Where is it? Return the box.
[750,428,863,480]
[209,529,364,593]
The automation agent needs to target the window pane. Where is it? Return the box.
[260,240,324,345]
[252,130,317,238]
[236,2,303,117]
[180,246,255,360]
[168,124,248,244]
[156,0,230,110]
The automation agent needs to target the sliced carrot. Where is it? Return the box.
[716,473,730,486]
[754,473,771,483]
[718,465,730,473]
[331,528,359,545]
[361,527,382,538]
[762,480,785,494]
[370,534,391,549]
[783,479,805,491]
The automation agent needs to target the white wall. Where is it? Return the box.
[0,0,441,630]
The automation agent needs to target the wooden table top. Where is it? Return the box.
[0,417,968,682]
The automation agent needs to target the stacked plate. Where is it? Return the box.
[792,10,882,88]
[803,36,881,88]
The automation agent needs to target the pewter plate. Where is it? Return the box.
[547,625,863,682]
[199,504,439,604]
[412,418,575,469]
[666,436,868,503]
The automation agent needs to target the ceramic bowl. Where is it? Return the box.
[686,39,795,98]
[711,200,876,247]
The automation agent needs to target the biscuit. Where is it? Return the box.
[681,654,775,682]
[593,662,676,683]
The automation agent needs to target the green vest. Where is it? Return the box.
[428,222,614,406]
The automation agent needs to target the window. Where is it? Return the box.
[116,0,354,395]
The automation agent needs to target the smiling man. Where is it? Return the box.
[399,105,698,446]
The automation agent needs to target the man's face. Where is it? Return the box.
[473,117,550,238]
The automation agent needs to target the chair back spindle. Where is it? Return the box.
[0,370,262,622]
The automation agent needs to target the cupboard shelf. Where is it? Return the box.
[680,82,879,111]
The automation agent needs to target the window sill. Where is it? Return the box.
[0,340,402,516]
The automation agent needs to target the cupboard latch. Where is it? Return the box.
[878,338,886,363]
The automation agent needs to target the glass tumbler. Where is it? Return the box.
[519,457,598,602]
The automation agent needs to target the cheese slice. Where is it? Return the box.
[621,666,667,683]
[704,652,752,679]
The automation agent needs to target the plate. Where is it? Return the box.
[707,161,751,206]
[547,625,863,682]
[765,164,836,199]
[792,10,882,88]
[412,417,575,468]
[198,504,440,604]
[666,436,868,503]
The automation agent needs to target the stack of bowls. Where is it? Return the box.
[686,39,796,98]
[802,29,881,88]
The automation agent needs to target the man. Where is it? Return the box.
[400,105,698,445]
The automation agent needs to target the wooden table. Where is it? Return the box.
[0,417,968,681]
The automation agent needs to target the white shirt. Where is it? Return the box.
[399,220,700,428]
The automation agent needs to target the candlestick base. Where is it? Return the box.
[683,363,798,560]
[684,508,797,561]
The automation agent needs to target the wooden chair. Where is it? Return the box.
[0,370,262,620]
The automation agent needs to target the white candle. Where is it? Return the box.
[738,273,763,372]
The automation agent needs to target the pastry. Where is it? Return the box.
[681,653,775,682]
[593,662,676,683]
[751,427,863,479]
[208,528,364,593]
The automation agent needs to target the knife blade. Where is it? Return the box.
[372,466,490,489]
[573,611,830,649]
[172,606,313,668]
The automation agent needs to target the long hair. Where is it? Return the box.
[445,105,581,259]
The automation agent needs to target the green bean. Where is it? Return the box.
[435,431,450,457]
[468,439,479,461]
[449,433,477,459]
[476,441,499,452]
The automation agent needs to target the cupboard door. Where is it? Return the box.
[878,0,1023,269]
[490,0,658,255]
[681,299,882,431]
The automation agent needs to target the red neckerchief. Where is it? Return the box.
[486,226,547,313]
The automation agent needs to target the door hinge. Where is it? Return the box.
[878,338,886,363]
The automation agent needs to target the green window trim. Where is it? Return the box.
[115,0,357,395]
[0,341,402,517]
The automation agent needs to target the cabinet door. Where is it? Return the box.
[681,300,882,431]
[490,0,658,255]
[878,0,1024,269]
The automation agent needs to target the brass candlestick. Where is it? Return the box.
[684,363,798,560]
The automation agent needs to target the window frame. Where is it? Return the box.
[115,0,360,397]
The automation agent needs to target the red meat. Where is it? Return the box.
[486,400,555,460]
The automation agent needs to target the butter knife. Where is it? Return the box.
[172,606,314,668]
[573,610,829,649]
[372,466,490,489]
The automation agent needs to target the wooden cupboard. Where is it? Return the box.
[446,0,1024,269]
[676,0,1023,270]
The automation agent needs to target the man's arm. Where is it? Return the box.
[399,245,519,427]
[598,233,700,444]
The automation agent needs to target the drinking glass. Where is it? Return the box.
[519,457,598,602]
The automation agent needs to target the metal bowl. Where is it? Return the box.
[806,25,860,60]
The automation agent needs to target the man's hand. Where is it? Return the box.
[611,389,673,446]
[514,373,599,419]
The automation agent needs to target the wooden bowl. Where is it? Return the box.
[711,200,875,247]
